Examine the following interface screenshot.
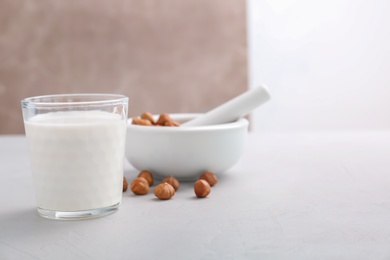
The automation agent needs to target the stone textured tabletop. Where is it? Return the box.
[1,133,390,259]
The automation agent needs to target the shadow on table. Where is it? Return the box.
[0,206,102,243]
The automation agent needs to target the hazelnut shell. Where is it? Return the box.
[154,182,175,200]
[161,176,180,191]
[194,179,211,198]
[123,176,128,192]
[199,171,218,186]
[138,170,154,186]
[130,177,149,195]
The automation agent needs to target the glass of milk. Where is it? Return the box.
[21,94,128,220]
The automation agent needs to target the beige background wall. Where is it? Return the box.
[0,0,247,134]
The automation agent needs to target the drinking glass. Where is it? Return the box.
[21,94,128,220]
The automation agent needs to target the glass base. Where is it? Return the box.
[37,202,120,220]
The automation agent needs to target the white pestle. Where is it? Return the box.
[181,85,271,127]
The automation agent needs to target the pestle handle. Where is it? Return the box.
[181,85,271,127]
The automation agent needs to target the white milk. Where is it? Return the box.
[24,111,126,211]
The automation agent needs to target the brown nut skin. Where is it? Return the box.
[199,171,218,186]
[140,112,155,124]
[155,113,173,126]
[130,177,149,195]
[161,176,180,191]
[123,176,128,192]
[154,182,175,200]
[132,117,153,126]
[137,170,154,186]
[194,179,211,198]
[164,120,180,127]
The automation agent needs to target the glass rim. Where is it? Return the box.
[21,93,128,108]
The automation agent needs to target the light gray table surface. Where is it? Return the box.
[1,132,390,260]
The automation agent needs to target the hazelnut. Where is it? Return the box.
[140,112,155,124]
[123,176,128,192]
[161,176,180,191]
[199,171,218,186]
[155,113,173,126]
[164,120,180,127]
[154,182,175,200]
[137,170,154,186]
[132,117,153,126]
[194,179,211,198]
[130,177,149,195]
